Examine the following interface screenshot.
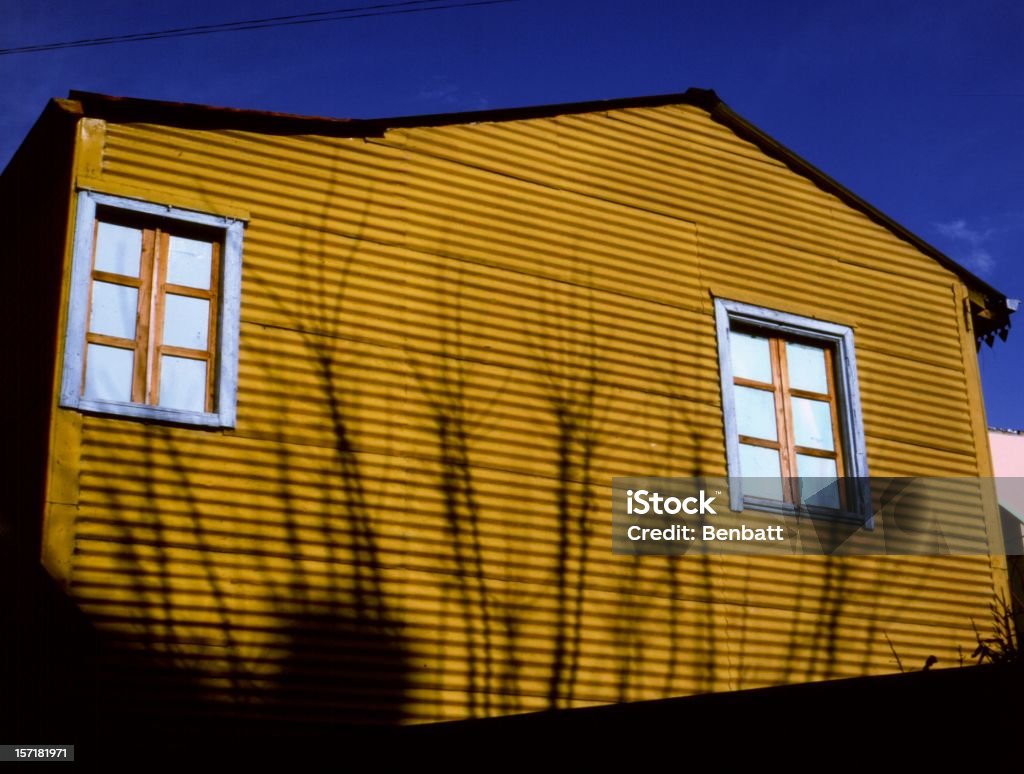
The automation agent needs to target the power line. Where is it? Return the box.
[8,0,452,52]
[0,0,517,54]
[0,0,521,56]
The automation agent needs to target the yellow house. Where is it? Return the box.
[1,89,1016,742]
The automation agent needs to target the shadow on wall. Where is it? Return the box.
[4,134,985,753]
[4,156,410,755]
[90,162,409,748]
[4,159,729,744]
[1,551,409,753]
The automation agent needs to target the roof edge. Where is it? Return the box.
[67,88,1012,340]
[68,88,720,137]
[705,101,1009,317]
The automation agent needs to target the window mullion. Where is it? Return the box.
[147,229,170,405]
[205,240,221,413]
[132,228,157,403]
[773,337,800,503]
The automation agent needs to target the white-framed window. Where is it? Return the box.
[714,298,871,521]
[59,190,244,428]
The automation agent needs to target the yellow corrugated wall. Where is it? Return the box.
[49,102,1002,727]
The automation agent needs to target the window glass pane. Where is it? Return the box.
[791,397,835,450]
[94,222,142,277]
[735,385,777,441]
[159,356,207,412]
[786,341,829,394]
[84,344,133,402]
[730,331,773,383]
[797,455,840,510]
[89,281,138,340]
[163,294,210,350]
[167,236,213,290]
[739,444,784,501]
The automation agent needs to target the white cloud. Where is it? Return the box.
[934,218,997,275]
[935,219,991,243]
[966,247,995,274]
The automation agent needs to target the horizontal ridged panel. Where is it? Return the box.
[401,152,700,310]
[62,102,995,728]
[104,124,408,247]
[233,322,724,466]
[237,242,717,398]
[399,114,965,375]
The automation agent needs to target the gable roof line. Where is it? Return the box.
[67,88,720,135]
[64,88,1012,332]
[705,99,1008,315]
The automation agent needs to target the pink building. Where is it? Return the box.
[990,428,1023,640]
[991,428,1024,480]
[990,428,1024,529]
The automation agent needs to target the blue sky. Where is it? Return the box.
[3,0,1021,428]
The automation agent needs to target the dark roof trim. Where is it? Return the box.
[704,100,1008,315]
[68,88,722,137]
[69,90,366,137]
[67,88,1011,332]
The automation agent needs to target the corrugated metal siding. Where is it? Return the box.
[51,103,999,729]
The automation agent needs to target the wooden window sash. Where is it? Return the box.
[92,270,143,288]
[736,435,782,451]
[733,330,847,509]
[162,283,212,300]
[792,446,839,459]
[789,386,831,401]
[133,228,156,403]
[772,337,800,504]
[149,230,169,405]
[150,230,219,412]
[205,240,221,413]
[733,376,775,390]
[82,221,147,397]
[83,219,219,413]
[85,332,136,349]
[159,345,211,360]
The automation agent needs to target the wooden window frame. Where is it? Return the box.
[714,298,871,523]
[60,190,244,428]
[732,327,846,506]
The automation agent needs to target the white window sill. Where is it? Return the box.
[64,396,231,428]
